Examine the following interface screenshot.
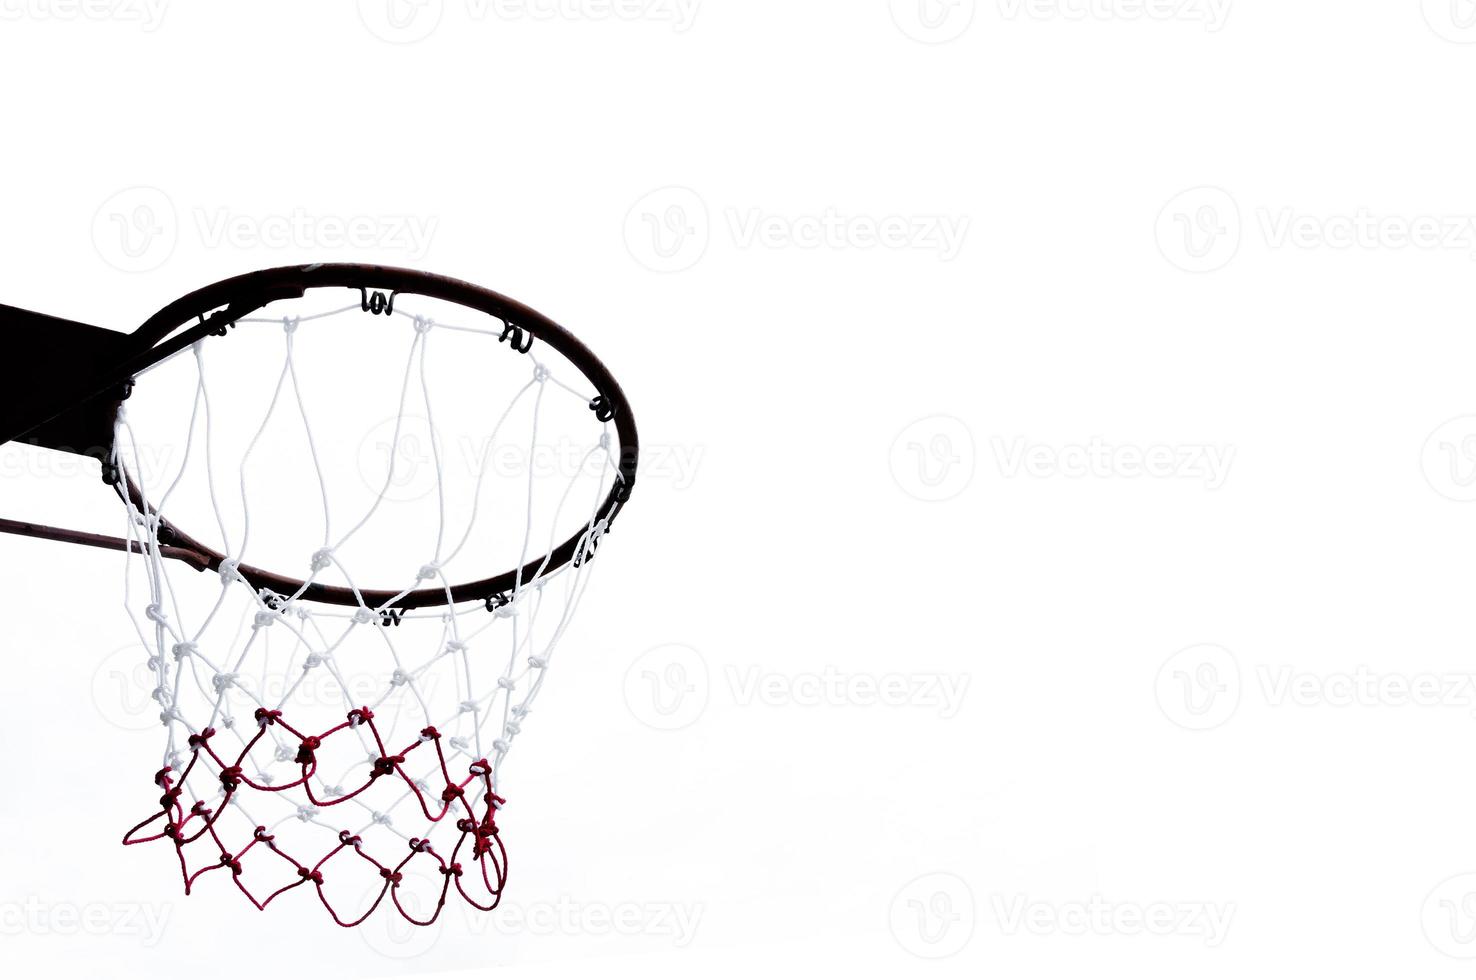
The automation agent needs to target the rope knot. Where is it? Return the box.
[253,826,274,843]
[372,755,404,777]
[338,831,361,846]
[254,708,282,727]
[442,783,466,802]
[282,316,300,335]
[296,736,322,764]
[417,562,442,581]
[442,863,464,878]
[219,766,244,790]
[347,706,374,725]
[380,869,403,884]
[420,726,440,741]
[172,642,197,661]
[299,868,324,885]
[187,729,215,748]
[222,854,243,876]
[219,559,242,586]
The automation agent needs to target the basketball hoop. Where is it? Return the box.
[0,265,640,927]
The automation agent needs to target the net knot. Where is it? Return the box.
[221,854,243,876]
[213,672,238,691]
[467,759,491,778]
[296,805,320,822]
[218,559,242,586]
[310,548,334,572]
[413,315,435,335]
[253,826,275,843]
[505,720,522,736]
[187,729,216,748]
[158,787,182,808]
[372,812,393,827]
[348,707,374,725]
[254,708,283,727]
[527,655,548,669]
[219,766,244,790]
[282,316,300,335]
[458,701,478,715]
[296,736,322,764]
[253,610,279,630]
[299,868,324,885]
[372,755,404,778]
[380,869,403,884]
[533,364,551,383]
[442,863,464,878]
[144,604,167,624]
[304,654,323,669]
[172,642,197,661]
[338,831,361,846]
[390,669,410,687]
[496,676,516,692]
[417,562,443,581]
[152,767,173,787]
[446,640,468,654]
[420,726,440,741]
[492,739,511,755]
[442,783,465,802]
[190,800,212,817]
[352,607,377,625]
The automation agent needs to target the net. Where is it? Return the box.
[108,287,628,927]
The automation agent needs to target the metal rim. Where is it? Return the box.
[115,263,639,611]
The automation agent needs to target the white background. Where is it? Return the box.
[3,1,1476,977]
